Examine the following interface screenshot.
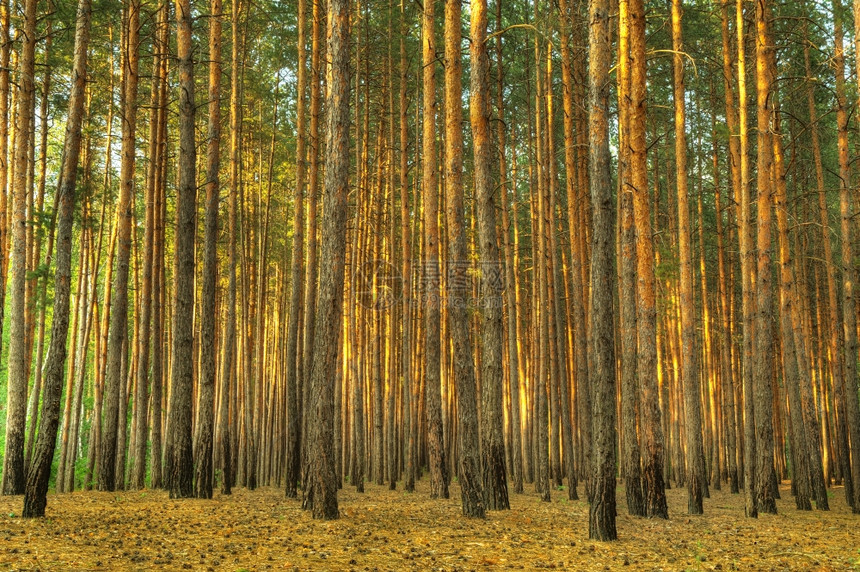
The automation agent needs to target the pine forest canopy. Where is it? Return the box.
[0,0,857,545]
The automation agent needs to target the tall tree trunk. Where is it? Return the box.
[471,0,508,512]
[716,2,740,493]
[422,0,449,501]
[285,0,307,499]
[1,0,38,497]
[753,0,777,515]
[302,0,323,461]
[834,0,860,512]
[533,10,551,505]
[194,0,222,499]
[562,0,590,498]
[98,0,140,493]
[220,0,243,497]
[617,0,644,517]
[735,0,757,518]
[304,0,348,520]
[771,97,812,511]
[587,0,618,541]
[400,0,415,494]
[168,0,197,499]
[800,16,830,511]
[671,0,705,515]
[21,0,91,516]
[444,0,484,518]
[150,7,169,489]
[0,0,10,372]
[630,0,668,519]
[497,0,523,497]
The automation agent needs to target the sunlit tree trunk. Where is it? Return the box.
[445,0,484,518]
[304,0,348,520]
[717,1,739,493]
[800,17,830,511]
[499,0,523,497]
[0,0,10,366]
[617,0,644,517]
[423,0,449,500]
[771,97,812,511]
[400,0,416,494]
[1,0,38,497]
[471,0,507,511]
[671,0,705,515]
[194,0,223,499]
[752,0,777,515]
[285,0,307,499]
[735,0,757,518]
[587,0,618,541]
[834,0,860,512]
[21,0,91,516]
[98,0,140,493]
[167,0,198,499]
[220,0,243,497]
[630,0,667,519]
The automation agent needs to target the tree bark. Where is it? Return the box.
[285,0,307,499]
[752,0,777,515]
[98,0,140,493]
[834,0,860,512]
[194,0,223,499]
[471,0,508,512]
[168,0,197,499]
[1,0,38,497]
[587,0,618,541]
[671,0,705,515]
[304,0,348,520]
[21,0,91,516]
[630,0,668,519]
[422,0,449,501]
[617,0,644,517]
[445,0,485,518]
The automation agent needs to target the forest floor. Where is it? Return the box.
[0,477,856,571]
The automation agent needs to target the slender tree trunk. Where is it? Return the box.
[800,17,830,511]
[771,98,812,511]
[496,0,523,497]
[220,0,243,497]
[533,12,551,505]
[422,0,449,501]
[285,0,307,499]
[168,0,197,499]
[1,0,38,497]
[21,0,91,516]
[304,0,348,520]
[470,0,507,512]
[671,0,705,515]
[834,0,860,512]
[735,0,757,518]
[752,0,777,515]
[302,0,323,462]
[630,0,667,519]
[150,7,169,489]
[588,0,618,541]
[444,0,484,518]
[400,0,415,494]
[562,0,590,498]
[25,25,53,470]
[0,0,10,370]
[617,0,644,517]
[716,4,740,492]
[194,0,222,499]
[99,0,140,493]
